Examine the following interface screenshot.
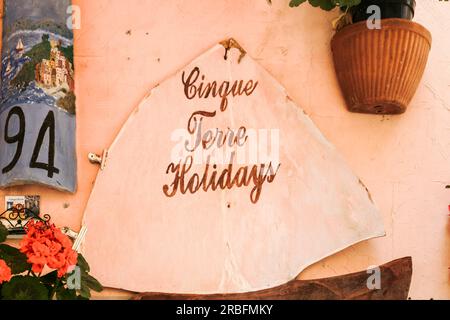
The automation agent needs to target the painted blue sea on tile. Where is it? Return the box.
[0,0,76,192]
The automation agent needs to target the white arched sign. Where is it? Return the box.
[82,40,385,294]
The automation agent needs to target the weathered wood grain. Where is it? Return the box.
[134,257,412,300]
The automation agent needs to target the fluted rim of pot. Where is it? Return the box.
[331,18,432,49]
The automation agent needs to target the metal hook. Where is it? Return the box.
[220,38,247,64]
[88,149,108,170]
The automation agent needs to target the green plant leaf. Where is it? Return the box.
[40,270,58,286]
[0,244,31,274]
[82,272,103,293]
[289,0,307,7]
[308,0,336,11]
[67,254,103,299]
[1,276,49,300]
[0,224,8,243]
[77,254,90,273]
[56,287,78,300]
[79,283,91,299]
[40,270,59,297]
[338,0,361,8]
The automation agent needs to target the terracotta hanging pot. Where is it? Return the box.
[331,3,432,114]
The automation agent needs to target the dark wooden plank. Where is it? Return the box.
[134,257,412,300]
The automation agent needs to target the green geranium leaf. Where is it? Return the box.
[0,224,8,243]
[1,276,49,300]
[338,0,361,8]
[79,283,91,299]
[82,272,103,293]
[309,0,336,11]
[40,270,58,286]
[40,270,58,297]
[77,254,90,273]
[56,287,78,300]
[0,244,31,274]
[289,0,307,7]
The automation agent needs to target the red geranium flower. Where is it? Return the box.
[0,259,12,284]
[20,221,78,278]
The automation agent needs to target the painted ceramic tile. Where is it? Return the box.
[82,42,385,294]
[0,0,76,192]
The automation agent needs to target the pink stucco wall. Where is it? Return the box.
[3,0,449,299]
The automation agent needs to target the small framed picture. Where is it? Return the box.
[4,195,40,214]
[1,195,41,237]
